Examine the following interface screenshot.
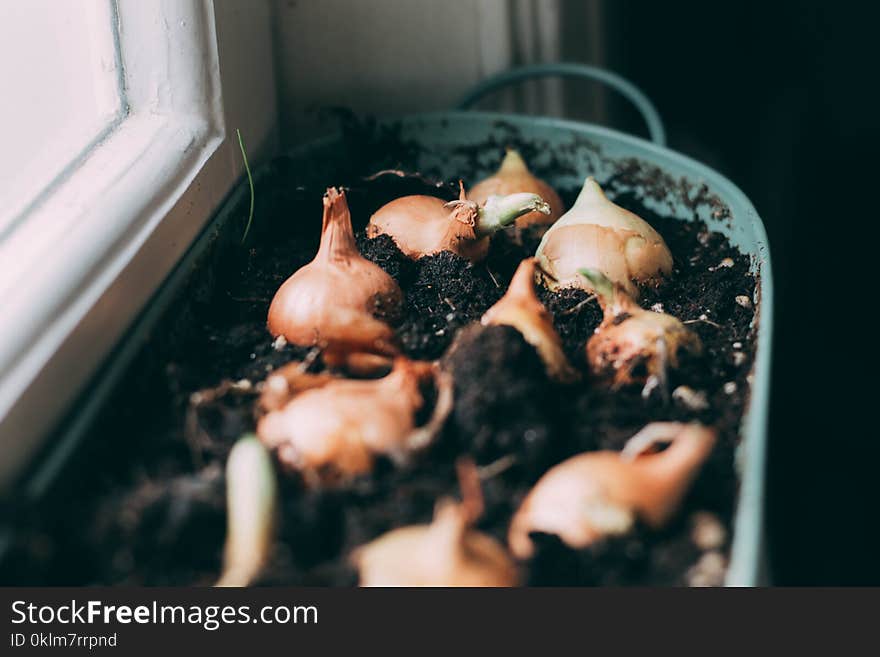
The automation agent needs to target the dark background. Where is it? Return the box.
[427,0,878,584]
[595,1,877,584]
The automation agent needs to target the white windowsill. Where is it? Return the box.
[0,0,278,493]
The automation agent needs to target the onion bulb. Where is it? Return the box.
[580,268,701,392]
[257,357,453,484]
[481,257,579,383]
[468,149,564,238]
[508,422,716,559]
[258,361,342,414]
[216,434,277,587]
[353,459,518,586]
[367,181,550,262]
[536,177,672,297]
[267,188,402,362]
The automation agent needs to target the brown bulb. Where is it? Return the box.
[353,460,519,586]
[469,149,564,238]
[508,422,716,559]
[267,188,403,362]
[481,258,579,383]
[368,181,550,262]
[257,357,452,484]
[580,268,701,391]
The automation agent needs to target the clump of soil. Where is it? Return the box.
[442,324,561,474]
[397,252,504,359]
[0,139,757,587]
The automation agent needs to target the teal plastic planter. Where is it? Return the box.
[9,67,772,586]
[375,111,773,585]
[447,64,772,584]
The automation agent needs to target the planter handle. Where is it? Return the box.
[456,62,666,147]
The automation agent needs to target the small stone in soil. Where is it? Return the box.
[687,550,727,587]
[709,257,734,271]
[672,386,709,411]
[690,512,727,551]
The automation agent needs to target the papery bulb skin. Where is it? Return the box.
[354,504,519,587]
[354,462,519,587]
[267,188,402,358]
[258,363,341,414]
[368,182,550,263]
[469,150,564,235]
[368,192,488,261]
[508,452,637,559]
[587,306,700,387]
[536,177,672,298]
[580,268,701,388]
[508,422,716,559]
[481,258,579,383]
[257,358,452,483]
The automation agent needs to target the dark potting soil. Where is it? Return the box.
[0,160,757,587]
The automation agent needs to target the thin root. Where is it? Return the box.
[455,457,484,524]
[186,379,258,465]
[561,294,597,315]
[300,346,322,372]
[656,337,670,401]
[620,422,683,461]
[477,454,518,480]
[684,314,721,329]
[487,268,500,289]
[362,169,446,189]
[641,374,661,400]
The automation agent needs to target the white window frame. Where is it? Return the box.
[0,0,278,491]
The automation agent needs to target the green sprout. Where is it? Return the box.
[578,267,615,305]
[237,128,255,245]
